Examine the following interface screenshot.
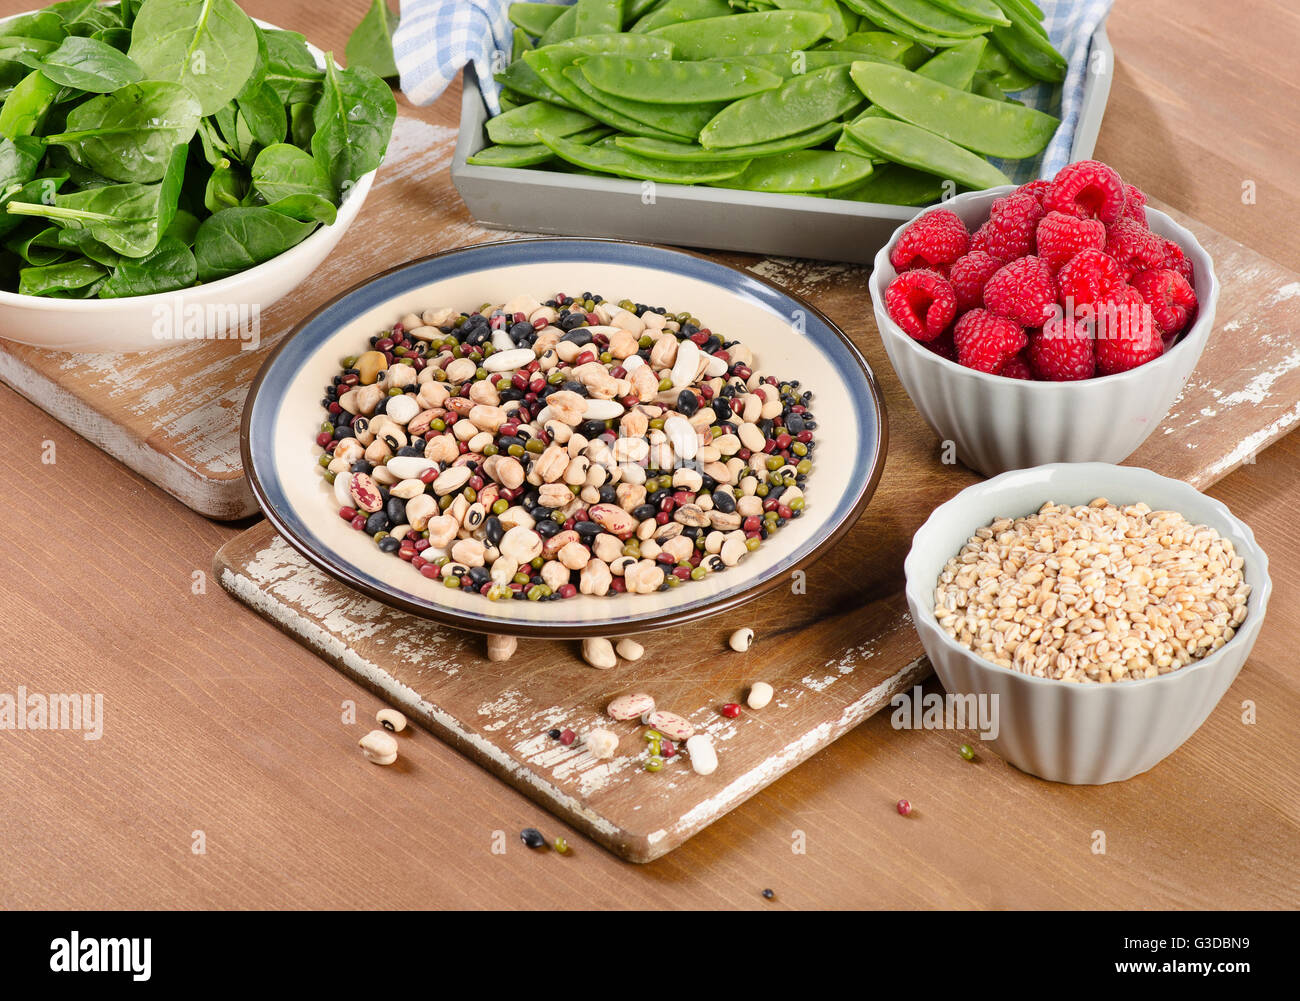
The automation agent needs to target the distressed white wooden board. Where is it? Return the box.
[215,528,931,863]
[0,115,524,520]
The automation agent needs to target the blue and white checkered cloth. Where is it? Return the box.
[394,0,1112,173]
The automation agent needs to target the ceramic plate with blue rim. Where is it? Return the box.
[241,239,887,638]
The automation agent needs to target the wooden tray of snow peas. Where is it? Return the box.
[452,0,1112,263]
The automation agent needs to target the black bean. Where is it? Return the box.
[676,389,699,416]
[575,520,601,538]
[364,511,389,535]
[598,484,617,505]
[350,460,371,474]
[395,445,423,457]
[509,321,534,343]
[485,516,504,547]
[712,491,736,513]
[579,419,606,439]
[468,566,491,587]
[785,414,806,433]
[632,504,656,521]
[386,497,406,524]
[712,397,732,421]
[561,380,589,397]
[536,519,562,538]
[331,426,352,440]
[377,536,401,553]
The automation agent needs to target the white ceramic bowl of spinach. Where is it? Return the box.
[0,0,396,352]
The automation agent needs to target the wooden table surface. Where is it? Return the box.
[1,0,1297,909]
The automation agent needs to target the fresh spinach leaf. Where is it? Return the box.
[204,156,245,212]
[193,205,314,280]
[346,0,399,81]
[0,134,45,189]
[18,254,105,295]
[235,81,287,153]
[42,80,201,182]
[22,35,143,92]
[6,221,64,263]
[99,233,195,296]
[0,70,61,138]
[165,206,199,243]
[0,171,66,237]
[288,101,315,148]
[310,57,396,195]
[5,142,185,256]
[263,29,322,106]
[127,0,258,115]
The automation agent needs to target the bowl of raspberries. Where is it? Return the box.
[869,159,1219,476]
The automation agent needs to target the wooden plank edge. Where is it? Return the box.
[0,349,257,520]
[214,543,931,863]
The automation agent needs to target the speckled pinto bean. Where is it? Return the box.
[313,290,818,605]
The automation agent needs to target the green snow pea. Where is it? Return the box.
[700,63,862,148]
[846,117,1010,190]
[971,72,1010,102]
[874,0,988,39]
[648,11,833,60]
[523,46,686,142]
[999,0,1062,55]
[714,148,872,192]
[508,2,567,37]
[539,5,577,45]
[487,100,599,145]
[614,120,841,160]
[512,28,533,62]
[826,162,947,204]
[574,0,622,36]
[632,0,731,32]
[579,55,782,103]
[562,65,722,140]
[713,50,886,80]
[496,60,574,107]
[989,23,1064,83]
[839,0,966,47]
[977,42,1036,92]
[845,35,986,137]
[926,0,1007,26]
[849,61,1058,158]
[468,126,613,167]
[817,30,923,65]
[537,132,751,183]
[769,0,850,41]
[626,0,663,20]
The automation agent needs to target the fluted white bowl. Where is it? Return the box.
[870,187,1219,476]
[904,463,1270,784]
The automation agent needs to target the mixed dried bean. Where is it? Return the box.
[315,290,817,604]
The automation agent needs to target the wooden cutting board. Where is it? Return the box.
[214,206,1300,861]
[0,96,1297,517]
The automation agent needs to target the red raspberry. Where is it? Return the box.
[971,191,1045,263]
[884,268,957,342]
[1095,288,1164,375]
[1130,268,1198,335]
[1029,315,1096,381]
[1121,183,1148,225]
[1001,351,1034,380]
[1016,178,1052,206]
[1044,159,1127,224]
[924,329,957,362]
[1056,248,1127,313]
[982,255,1057,328]
[1157,238,1195,286]
[953,309,1027,374]
[1104,217,1165,279]
[947,250,1002,313]
[1035,211,1106,272]
[890,209,970,273]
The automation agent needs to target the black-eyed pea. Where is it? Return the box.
[705,530,725,554]
[747,681,773,709]
[565,432,589,459]
[425,513,459,548]
[377,707,407,732]
[564,455,591,485]
[543,418,570,443]
[463,502,487,531]
[672,468,704,492]
[729,627,755,652]
[556,340,583,363]
[581,638,617,670]
[584,462,608,488]
[721,536,748,567]
[737,495,764,517]
[739,475,759,496]
[609,555,636,577]
[696,443,721,464]
[579,485,601,505]
[703,554,725,573]
[702,460,731,484]
[359,729,398,765]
